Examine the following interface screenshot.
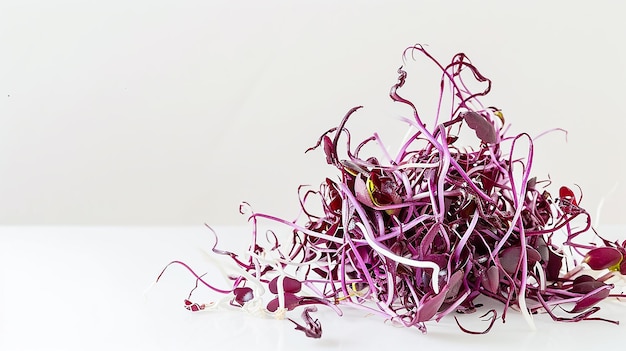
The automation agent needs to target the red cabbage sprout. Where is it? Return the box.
[156,44,626,338]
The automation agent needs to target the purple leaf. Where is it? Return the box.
[267,292,301,312]
[183,299,205,312]
[481,265,500,294]
[462,111,497,143]
[421,271,464,322]
[269,276,302,294]
[570,275,606,294]
[418,291,447,322]
[546,248,563,281]
[569,285,612,313]
[583,247,623,270]
[323,135,335,165]
[232,287,254,306]
[354,174,376,208]
[444,270,465,302]
[499,245,542,275]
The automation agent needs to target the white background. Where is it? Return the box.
[1,0,625,226]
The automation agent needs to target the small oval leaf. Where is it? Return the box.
[583,247,623,270]
[354,174,376,208]
[499,246,542,275]
[267,293,301,312]
[233,287,254,306]
[269,276,302,294]
[481,265,500,294]
[462,111,497,143]
[417,291,447,322]
[570,275,606,294]
[569,285,611,313]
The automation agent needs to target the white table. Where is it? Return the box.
[1,226,625,350]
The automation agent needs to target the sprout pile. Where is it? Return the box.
[157,44,626,337]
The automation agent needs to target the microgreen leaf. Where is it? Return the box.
[268,276,302,294]
[569,285,612,313]
[583,247,623,271]
[267,293,301,312]
[462,111,497,143]
[481,266,500,294]
[232,287,254,306]
[570,275,607,294]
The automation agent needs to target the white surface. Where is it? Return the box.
[1,1,626,226]
[1,226,625,350]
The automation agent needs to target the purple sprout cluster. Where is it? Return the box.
[158,45,625,337]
